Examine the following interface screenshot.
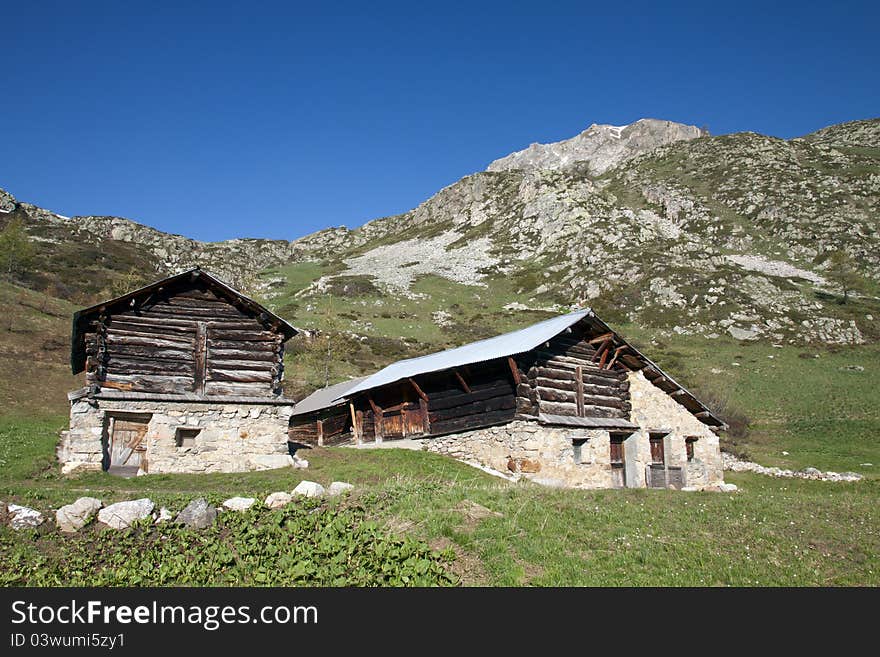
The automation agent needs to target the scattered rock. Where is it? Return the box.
[55,497,103,533]
[249,454,291,470]
[728,326,759,341]
[292,481,325,498]
[264,492,293,508]
[680,486,698,492]
[327,482,354,497]
[722,453,864,482]
[8,504,45,530]
[176,498,217,529]
[718,483,739,493]
[155,507,173,524]
[839,365,864,372]
[223,497,256,511]
[97,498,154,529]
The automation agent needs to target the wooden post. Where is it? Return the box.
[349,402,361,444]
[316,419,324,447]
[367,395,383,442]
[508,357,522,386]
[453,369,472,393]
[419,397,430,435]
[194,321,207,395]
[575,366,584,417]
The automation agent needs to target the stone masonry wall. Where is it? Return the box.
[424,420,614,489]
[626,370,724,487]
[59,399,294,475]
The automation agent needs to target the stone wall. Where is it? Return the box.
[424,420,613,488]
[59,398,294,475]
[421,371,724,490]
[626,370,723,488]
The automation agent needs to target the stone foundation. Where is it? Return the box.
[59,398,294,475]
[423,371,724,490]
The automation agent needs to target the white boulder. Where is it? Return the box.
[8,504,45,530]
[97,498,155,529]
[223,497,256,511]
[264,492,293,509]
[292,481,325,498]
[55,497,103,533]
[328,482,354,496]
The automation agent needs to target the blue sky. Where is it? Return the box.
[1,1,877,241]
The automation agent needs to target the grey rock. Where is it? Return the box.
[175,498,217,529]
[55,497,103,533]
[8,504,45,530]
[487,119,704,175]
[718,483,739,493]
[327,482,354,496]
[155,507,173,524]
[97,498,154,529]
[292,481,325,498]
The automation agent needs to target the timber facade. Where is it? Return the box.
[59,268,297,476]
[291,309,726,490]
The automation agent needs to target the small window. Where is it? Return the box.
[175,428,201,448]
[609,436,625,465]
[573,438,588,464]
[649,433,666,465]
[685,437,697,462]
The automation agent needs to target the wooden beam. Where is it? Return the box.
[606,345,628,370]
[592,338,611,363]
[598,341,612,369]
[588,332,614,345]
[575,365,584,417]
[453,369,472,394]
[508,357,522,386]
[316,419,324,447]
[366,395,383,440]
[408,377,429,401]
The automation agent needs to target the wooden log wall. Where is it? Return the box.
[423,362,516,436]
[85,283,285,398]
[289,408,352,446]
[515,333,631,420]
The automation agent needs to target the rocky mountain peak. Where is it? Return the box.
[486,118,705,174]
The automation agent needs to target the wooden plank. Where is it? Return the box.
[104,358,194,376]
[428,395,516,422]
[508,357,522,386]
[204,381,271,396]
[209,348,277,361]
[534,365,623,385]
[207,368,274,383]
[576,365,584,417]
[204,328,277,341]
[108,319,197,335]
[105,333,194,350]
[588,332,615,345]
[453,369,472,393]
[207,339,278,351]
[107,344,194,361]
[208,358,277,372]
[427,384,513,411]
[429,408,516,435]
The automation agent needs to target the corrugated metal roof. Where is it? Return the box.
[339,309,592,400]
[292,376,370,416]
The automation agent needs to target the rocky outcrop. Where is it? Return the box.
[487,119,705,174]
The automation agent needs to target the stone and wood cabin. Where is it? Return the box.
[290,309,726,489]
[59,268,298,476]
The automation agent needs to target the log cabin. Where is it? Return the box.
[59,268,298,476]
[291,309,727,489]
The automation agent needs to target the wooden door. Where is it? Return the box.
[109,417,150,477]
[650,436,665,464]
[610,438,626,488]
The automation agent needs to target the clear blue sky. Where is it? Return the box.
[1,1,877,242]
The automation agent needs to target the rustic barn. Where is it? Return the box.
[58,268,298,475]
[292,309,726,490]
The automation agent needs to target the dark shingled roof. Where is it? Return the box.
[70,267,298,374]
